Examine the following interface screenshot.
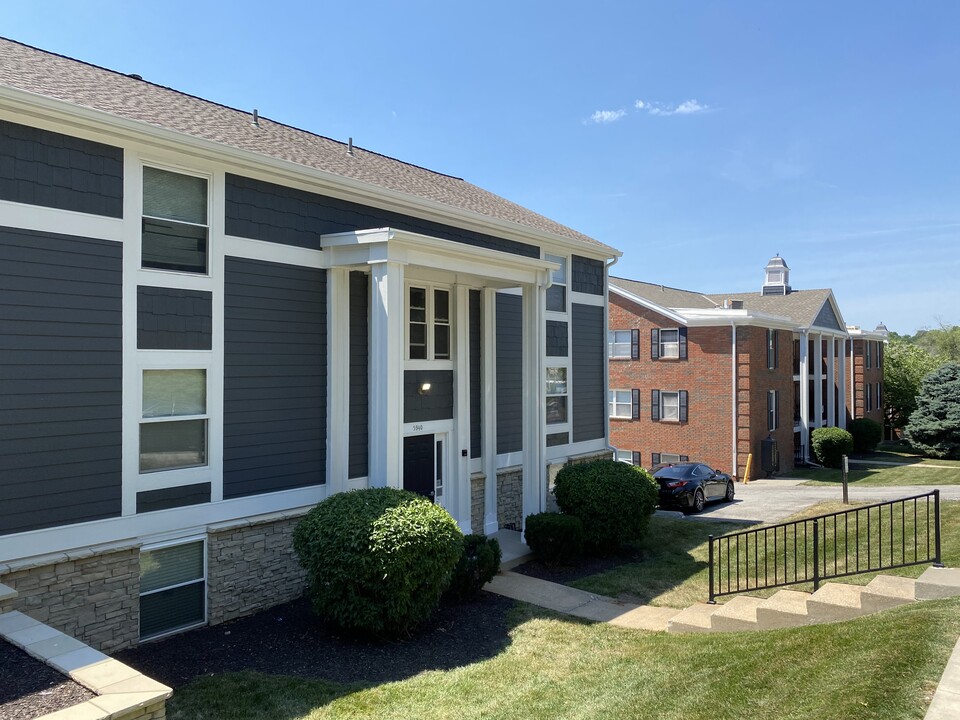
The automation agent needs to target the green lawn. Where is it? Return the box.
[168,598,960,720]
[788,464,960,486]
[572,502,960,606]
[867,442,960,467]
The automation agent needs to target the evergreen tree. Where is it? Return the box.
[904,362,960,459]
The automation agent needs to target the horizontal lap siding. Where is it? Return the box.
[223,258,327,498]
[0,119,123,218]
[572,303,605,442]
[349,271,369,479]
[470,290,482,459]
[225,174,539,258]
[496,293,522,454]
[0,227,122,535]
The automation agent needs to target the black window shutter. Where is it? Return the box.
[679,327,688,359]
[652,452,661,466]
[773,330,779,368]
[651,390,660,421]
[680,454,689,462]
[767,391,774,429]
[679,390,688,422]
[632,451,641,466]
[631,389,640,420]
[651,328,660,359]
[631,329,640,360]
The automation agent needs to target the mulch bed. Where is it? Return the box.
[0,639,95,720]
[116,593,518,689]
[511,547,643,585]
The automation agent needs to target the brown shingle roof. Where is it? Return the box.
[0,37,614,253]
[702,289,835,328]
[609,277,719,309]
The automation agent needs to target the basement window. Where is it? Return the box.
[139,539,206,640]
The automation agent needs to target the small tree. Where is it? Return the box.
[884,338,942,429]
[903,362,960,459]
[811,427,854,468]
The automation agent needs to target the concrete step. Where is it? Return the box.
[806,583,870,622]
[916,567,960,601]
[709,595,765,632]
[755,590,813,629]
[667,602,718,634]
[860,575,916,614]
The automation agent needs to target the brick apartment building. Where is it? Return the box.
[608,256,887,479]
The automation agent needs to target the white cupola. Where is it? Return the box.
[762,254,791,296]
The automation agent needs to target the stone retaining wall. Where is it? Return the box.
[470,473,485,533]
[496,467,523,530]
[0,544,139,653]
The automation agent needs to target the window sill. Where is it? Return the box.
[657,419,681,424]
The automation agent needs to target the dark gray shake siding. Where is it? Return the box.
[0,227,122,535]
[571,256,604,295]
[223,258,327,499]
[546,320,568,357]
[571,303,605,443]
[469,290,482,459]
[404,370,454,423]
[348,271,369,479]
[137,286,212,350]
[814,301,844,332]
[0,120,123,218]
[136,483,211,513]
[224,174,539,258]
[496,293,522,454]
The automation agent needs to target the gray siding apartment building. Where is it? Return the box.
[0,38,618,650]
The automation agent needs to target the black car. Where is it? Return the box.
[653,463,735,513]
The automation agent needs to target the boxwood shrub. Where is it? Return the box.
[524,512,584,565]
[553,459,658,554]
[444,534,502,601]
[848,418,883,453]
[811,427,855,468]
[292,487,463,636]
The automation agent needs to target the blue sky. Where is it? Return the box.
[7,2,958,333]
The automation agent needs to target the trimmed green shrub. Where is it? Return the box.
[811,427,854,468]
[444,534,502,601]
[292,487,463,636]
[553,459,658,554]
[524,512,584,565]
[849,418,883,453]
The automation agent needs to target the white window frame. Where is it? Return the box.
[608,330,632,359]
[139,535,207,641]
[659,329,680,359]
[406,283,453,364]
[660,390,680,421]
[545,253,568,314]
[614,449,634,465]
[545,365,569,426]
[609,389,632,419]
[140,163,212,278]
[660,452,682,465]
[139,367,210,475]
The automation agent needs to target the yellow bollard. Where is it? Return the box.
[742,453,753,484]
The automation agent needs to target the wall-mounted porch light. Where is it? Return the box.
[419,382,432,395]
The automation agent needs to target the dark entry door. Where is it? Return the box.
[403,434,435,500]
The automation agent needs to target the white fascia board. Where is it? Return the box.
[0,85,617,260]
[608,285,688,325]
[846,326,889,341]
[323,228,558,287]
[680,308,797,331]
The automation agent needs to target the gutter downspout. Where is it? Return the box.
[731,320,738,478]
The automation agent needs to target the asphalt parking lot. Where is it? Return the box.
[665,477,960,525]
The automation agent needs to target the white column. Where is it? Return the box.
[799,331,810,461]
[368,260,404,488]
[452,285,472,533]
[838,338,848,429]
[327,268,350,494]
[826,336,836,427]
[813,332,824,429]
[481,288,499,535]
[521,283,545,530]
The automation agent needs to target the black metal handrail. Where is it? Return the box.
[708,490,942,603]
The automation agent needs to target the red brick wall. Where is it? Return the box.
[850,338,885,424]
[608,294,796,478]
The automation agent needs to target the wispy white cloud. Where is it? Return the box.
[639,99,711,116]
[587,109,627,124]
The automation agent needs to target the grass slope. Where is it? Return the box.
[792,465,960,486]
[168,599,960,720]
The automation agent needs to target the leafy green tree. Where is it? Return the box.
[884,338,942,429]
[913,324,960,362]
[904,362,960,459]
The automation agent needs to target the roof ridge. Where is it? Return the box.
[610,275,705,296]
[0,35,466,183]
